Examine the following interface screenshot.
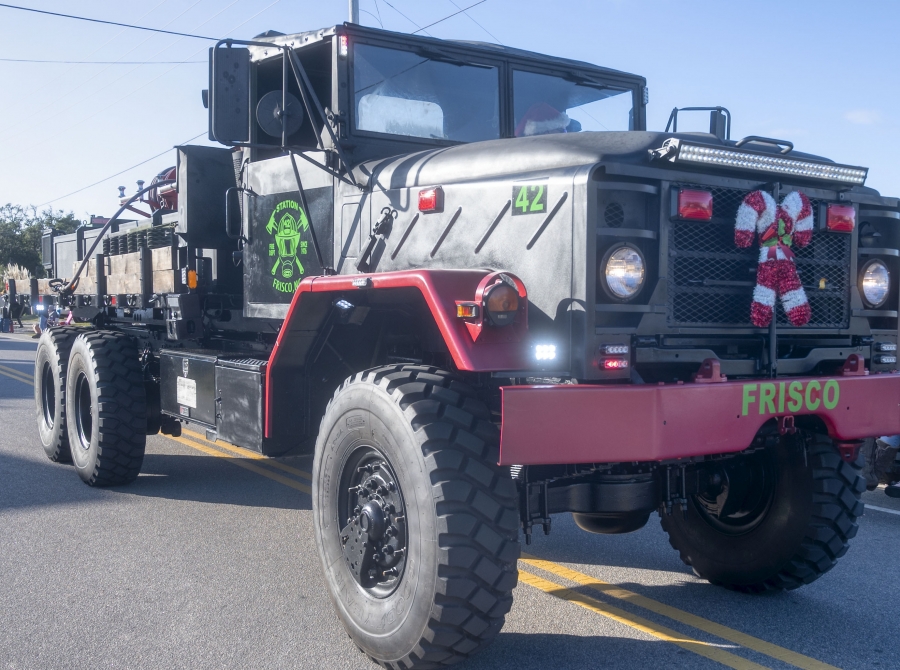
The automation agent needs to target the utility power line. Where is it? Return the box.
[0,3,218,40]
[0,57,205,64]
[32,0,171,95]
[359,10,382,27]
[36,132,206,208]
[447,0,502,43]
[25,0,285,192]
[372,0,384,29]
[412,0,487,34]
[2,0,208,143]
[4,0,246,147]
[380,1,431,35]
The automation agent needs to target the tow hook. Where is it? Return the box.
[778,415,796,435]
[835,440,863,463]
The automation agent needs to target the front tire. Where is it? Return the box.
[661,433,865,592]
[313,365,519,669]
[66,331,147,486]
[34,327,80,462]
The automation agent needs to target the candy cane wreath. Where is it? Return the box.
[735,190,814,327]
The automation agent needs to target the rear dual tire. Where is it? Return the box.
[65,331,147,486]
[34,327,81,463]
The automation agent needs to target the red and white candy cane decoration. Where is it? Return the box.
[735,190,814,327]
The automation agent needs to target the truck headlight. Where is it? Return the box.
[602,245,645,300]
[860,259,890,308]
[484,282,519,326]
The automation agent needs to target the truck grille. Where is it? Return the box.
[668,185,850,328]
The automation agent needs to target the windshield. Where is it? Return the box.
[353,43,500,142]
[513,70,634,137]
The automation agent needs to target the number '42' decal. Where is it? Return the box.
[512,184,547,216]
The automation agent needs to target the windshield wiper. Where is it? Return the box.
[414,47,493,69]
[562,72,628,93]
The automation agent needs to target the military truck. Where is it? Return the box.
[35,22,900,668]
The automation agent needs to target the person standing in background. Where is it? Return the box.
[10,298,24,329]
[1,297,10,333]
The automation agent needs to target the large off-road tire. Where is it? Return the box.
[661,433,865,593]
[313,365,519,669]
[34,326,81,463]
[65,331,147,486]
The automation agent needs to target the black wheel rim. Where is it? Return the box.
[693,450,777,535]
[73,371,93,451]
[40,361,55,429]
[337,445,408,598]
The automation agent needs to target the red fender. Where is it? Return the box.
[265,269,528,437]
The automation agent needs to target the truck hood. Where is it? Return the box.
[356,131,880,195]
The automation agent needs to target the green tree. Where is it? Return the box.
[0,205,80,277]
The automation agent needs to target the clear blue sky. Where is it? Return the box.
[0,0,897,220]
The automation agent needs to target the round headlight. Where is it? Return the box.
[861,260,890,308]
[484,282,519,326]
[603,245,645,300]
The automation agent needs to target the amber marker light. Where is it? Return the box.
[456,302,479,319]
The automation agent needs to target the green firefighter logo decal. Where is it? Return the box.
[267,199,309,293]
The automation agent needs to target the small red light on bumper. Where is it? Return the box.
[602,358,629,370]
[826,204,855,232]
[418,186,444,212]
[678,189,713,220]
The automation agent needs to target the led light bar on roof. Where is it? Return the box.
[650,139,868,185]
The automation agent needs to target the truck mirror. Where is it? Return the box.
[225,187,242,239]
[210,46,251,143]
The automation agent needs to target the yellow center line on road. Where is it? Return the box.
[165,434,311,494]
[518,570,769,670]
[181,428,312,481]
[0,363,34,385]
[521,556,838,670]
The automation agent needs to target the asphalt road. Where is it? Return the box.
[1,332,898,670]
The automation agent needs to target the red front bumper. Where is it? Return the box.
[499,372,900,465]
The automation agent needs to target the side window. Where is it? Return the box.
[353,43,500,142]
[513,70,634,136]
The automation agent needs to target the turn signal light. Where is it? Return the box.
[418,186,443,213]
[678,189,713,220]
[602,358,629,369]
[826,204,855,232]
[456,302,479,318]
